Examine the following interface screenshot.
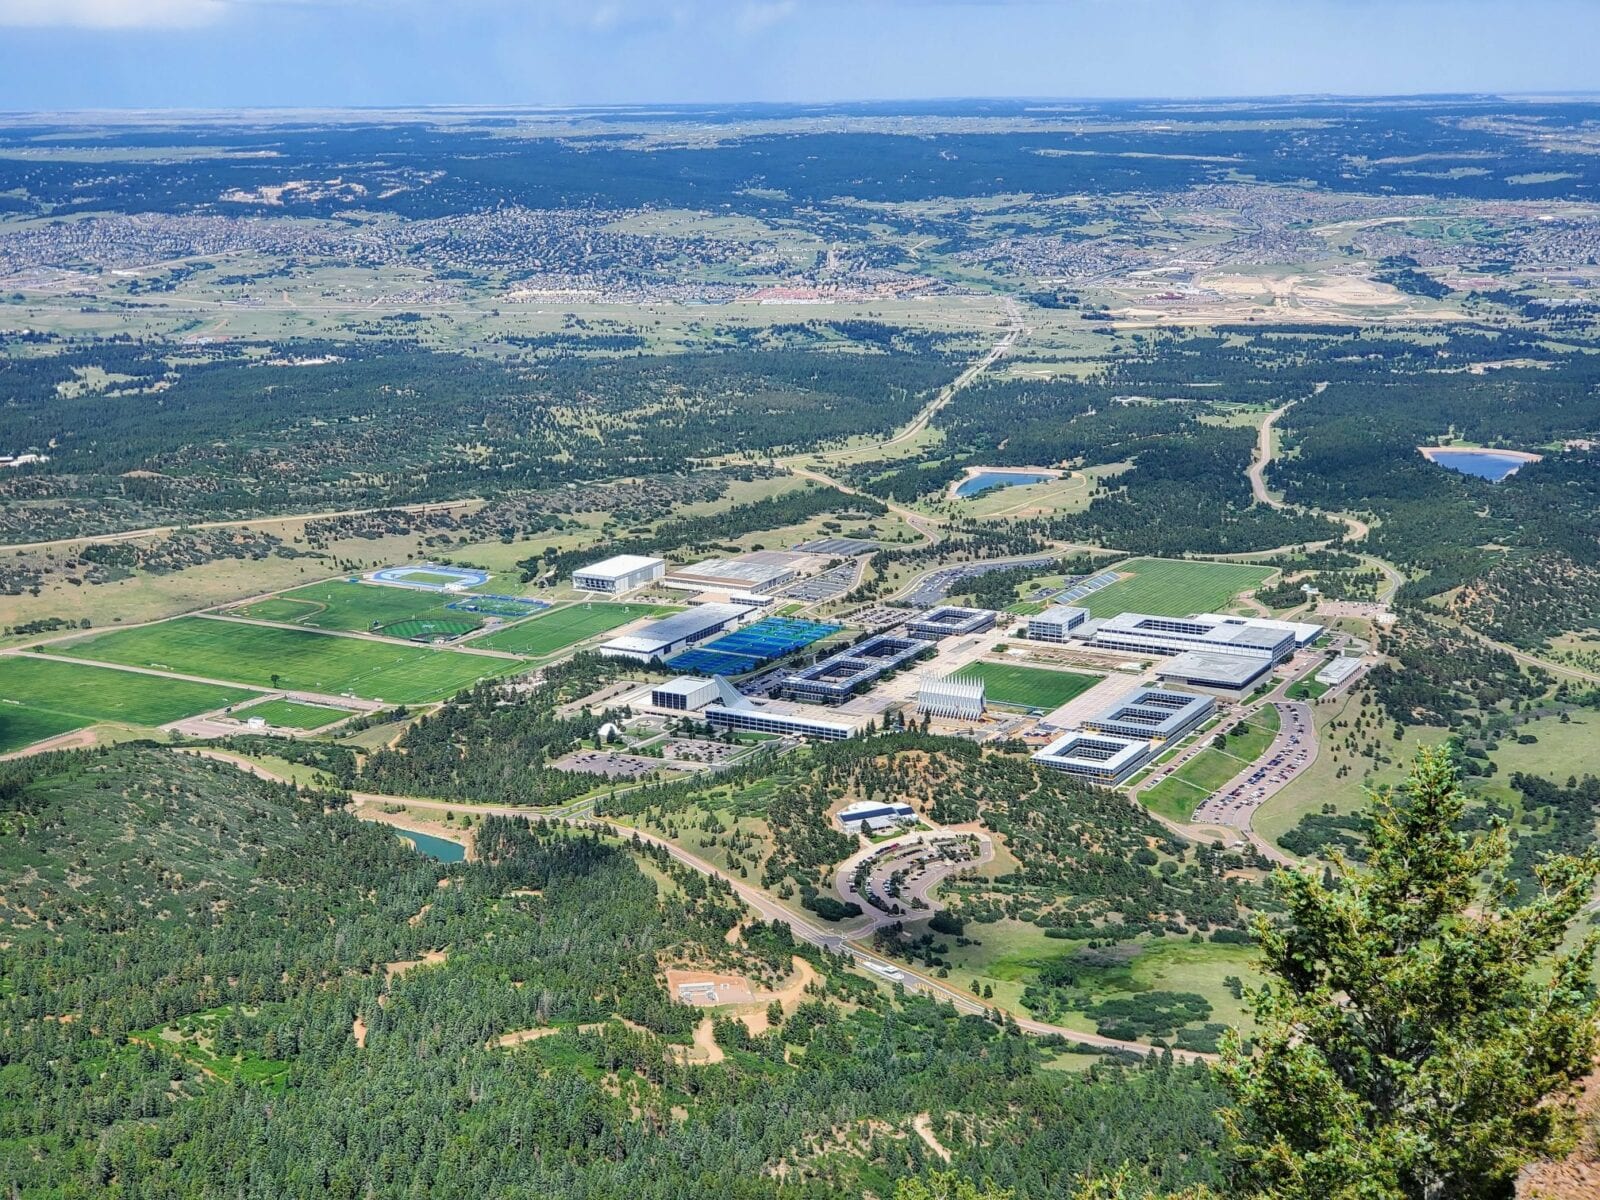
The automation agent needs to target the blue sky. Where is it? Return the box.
[0,0,1595,110]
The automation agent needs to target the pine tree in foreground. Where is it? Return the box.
[1220,744,1600,1200]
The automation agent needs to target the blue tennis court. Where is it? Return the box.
[704,617,843,658]
[665,648,764,675]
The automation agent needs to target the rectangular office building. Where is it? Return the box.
[1082,612,1297,663]
[703,702,857,742]
[780,634,931,704]
[1029,604,1089,643]
[1156,650,1273,697]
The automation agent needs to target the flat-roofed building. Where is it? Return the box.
[1156,650,1273,697]
[1031,730,1150,784]
[1080,612,1299,663]
[572,554,666,594]
[703,700,858,741]
[1080,687,1215,743]
[836,799,916,832]
[598,604,745,662]
[664,552,808,593]
[650,676,722,712]
[906,605,997,640]
[917,676,986,720]
[1028,604,1089,643]
[780,634,932,704]
[1314,655,1363,687]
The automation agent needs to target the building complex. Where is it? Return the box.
[905,605,997,640]
[780,634,932,704]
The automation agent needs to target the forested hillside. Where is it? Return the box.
[0,747,1230,1197]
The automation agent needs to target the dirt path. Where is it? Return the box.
[1,498,482,554]
[1247,404,1290,506]
[912,1113,952,1163]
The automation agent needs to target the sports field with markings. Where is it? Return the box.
[230,580,485,636]
[955,662,1102,710]
[236,698,361,730]
[1084,558,1277,618]
[53,617,514,704]
[0,655,260,753]
[473,602,676,657]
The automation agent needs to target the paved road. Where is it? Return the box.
[186,749,1208,1062]
[833,828,995,933]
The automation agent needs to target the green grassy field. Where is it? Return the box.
[955,662,1101,710]
[54,617,514,704]
[1085,557,1277,618]
[0,654,261,752]
[231,580,483,635]
[237,699,358,731]
[1138,707,1280,823]
[473,602,674,657]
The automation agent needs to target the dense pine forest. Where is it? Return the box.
[0,745,1232,1198]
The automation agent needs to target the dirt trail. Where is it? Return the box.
[912,1113,952,1163]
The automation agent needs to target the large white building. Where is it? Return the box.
[1031,730,1151,784]
[917,676,986,720]
[1080,687,1214,743]
[1028,604,1089,643]
[836,800,916,832]
[598,604,745,662]
[1156,649,1274,697]
[572,554,666,594]
[1074,611,1316,663]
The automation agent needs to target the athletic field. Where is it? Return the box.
[473,603,674,657]
[0,655,260,752]
[237,698,357,731]
[956,662,1101,710]
[1084,558,1276,618]
[231,580,483,636]
[54,617,514,704]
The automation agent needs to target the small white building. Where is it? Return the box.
[572,554,666,594]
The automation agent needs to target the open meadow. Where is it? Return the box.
[53,617,514,703]
[1085,557,1277,618]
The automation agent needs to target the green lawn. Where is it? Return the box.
[955,662,1102,710]
[237,699,358,731]
[473,602,675,657]
[231,580,482,636]
[0,654,261,752]
[53,617,515,704]
[1139,707,1281,822]
[1085,557,1277,618]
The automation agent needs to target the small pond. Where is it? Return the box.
[390,827,467,863]
[955,470,1054,498]
[1424,450,1533,482]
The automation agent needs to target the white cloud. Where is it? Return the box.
[0,0,235,28]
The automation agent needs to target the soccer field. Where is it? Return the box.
[54,617,515,704]
[1084,558,1276,618]
[0,655,261,752]
[473,602,675,657]
[237,698,357,731]
[231,580,483,636]
[955,662,1102,710]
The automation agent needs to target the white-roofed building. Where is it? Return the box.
[572,554,666,594]
[1031,730,1150,785]
[1028,604,1089,643]
[598,604,746,662]
[918,676,986,720]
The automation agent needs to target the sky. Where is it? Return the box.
[0,0,1595,111]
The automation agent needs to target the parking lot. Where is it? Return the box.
[1191,700,1315,828]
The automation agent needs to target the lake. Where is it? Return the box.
[392,827,467,862]
[955,470,1054,498]
[1424,449,1534,482]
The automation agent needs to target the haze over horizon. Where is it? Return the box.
[0,0,1596,111]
